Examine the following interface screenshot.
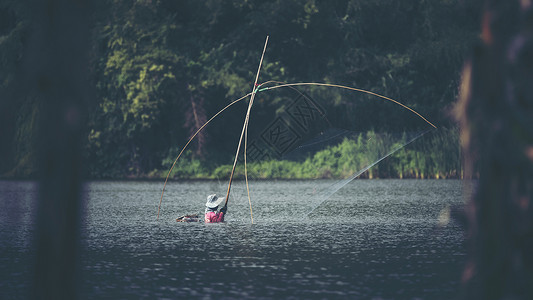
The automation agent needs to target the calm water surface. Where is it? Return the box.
[1,179,469,299]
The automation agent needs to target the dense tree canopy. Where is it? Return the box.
[0,0,483,178]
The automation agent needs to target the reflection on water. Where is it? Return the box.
[1,179,468,299]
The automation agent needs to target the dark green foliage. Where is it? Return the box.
[1,0,482,179]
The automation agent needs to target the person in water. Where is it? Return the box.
[205,194,227,223]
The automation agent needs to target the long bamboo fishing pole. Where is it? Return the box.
[223,36,269,214]
[157,92,252,219]
[156,82,281,219]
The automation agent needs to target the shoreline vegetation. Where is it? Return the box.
[154,128,463,181]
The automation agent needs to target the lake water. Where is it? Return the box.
[1,179,470,299]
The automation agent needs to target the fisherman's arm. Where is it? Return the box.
[216,205,227,222]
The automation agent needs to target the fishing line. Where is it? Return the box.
[305,128,436,216]
[244,102,254,224]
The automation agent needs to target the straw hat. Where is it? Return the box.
[205,194,225,208]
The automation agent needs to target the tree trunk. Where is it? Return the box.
[28,0,91,299]
[456,1,533,299]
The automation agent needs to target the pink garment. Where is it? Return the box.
[205,211,225,223]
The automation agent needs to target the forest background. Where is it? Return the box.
[0,0,483,180]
